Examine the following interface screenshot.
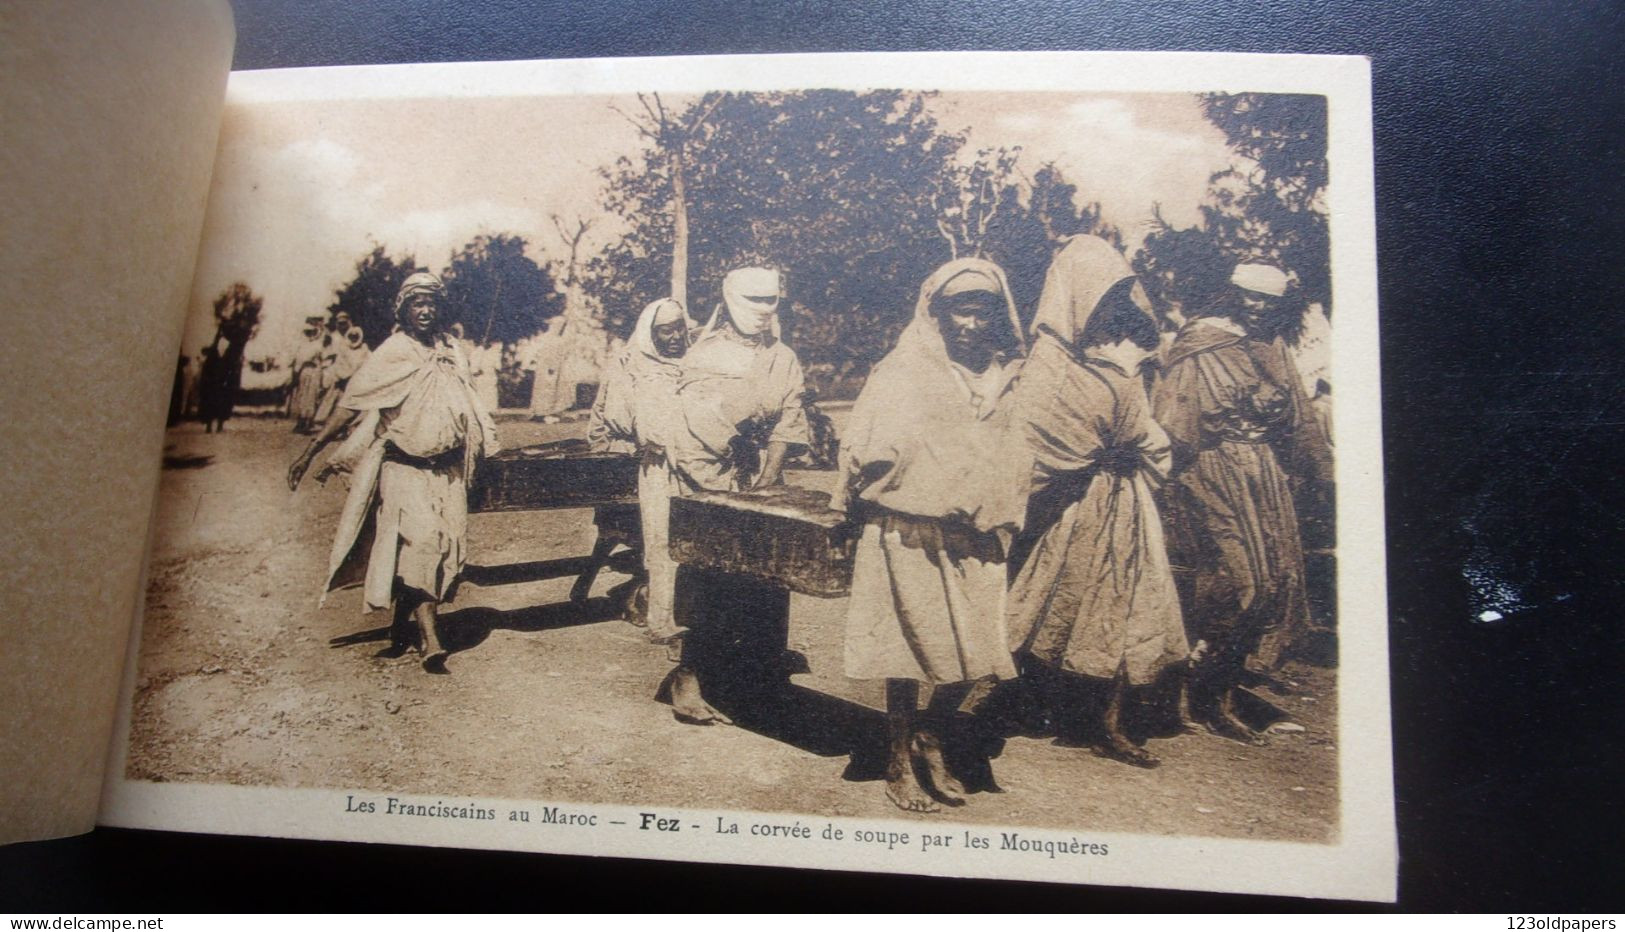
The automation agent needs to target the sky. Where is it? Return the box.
[184,90,1239,363]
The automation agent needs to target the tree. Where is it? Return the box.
[440,233,561,347]
[591,89,964,373]
[591,92,1130,373]
[551,215,593,290]
[609,92,726,310]
[1131,207,1233,328]
[932,146,1022,260]
[979,160,1122,323]
[1128,93,1331,339]
[1197,92,1331,315]
[1027,162,1121,251]
[328,245,417,348]
[211,281,263,348]
[196,282,264,427]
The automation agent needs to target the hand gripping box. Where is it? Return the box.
[668,486,856,598]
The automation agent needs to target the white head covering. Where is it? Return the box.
[391,271,448,326]
[1031,235,1154,345]
[1231,262,1290,297]
[716,267,781,337]
[631,297,689,364]
[908,258,1025,360]
[650,298,687,327]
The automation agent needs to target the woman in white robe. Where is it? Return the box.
[834,258,1028,812]
[288,272,498,674]
[467,339,502,414]
[660,267,811,725]
[313,316,369,427]
[287,322,325,433]
[591,298,691,645]
[667,267,809,494]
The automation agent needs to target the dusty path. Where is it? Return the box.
[128,416,1338,843]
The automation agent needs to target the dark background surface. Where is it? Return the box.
[5,0,1622,913]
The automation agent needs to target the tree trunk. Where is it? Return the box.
[669,147,689,310]
[479,273,501,346]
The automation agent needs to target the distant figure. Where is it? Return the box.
[167,354,188,427]
[179,351,201,421]
[1153,262,1332,743]
[288,272,499,675]
[591,297,691,643]
[528,320,572,420]
[287,319,326,433]
[835,258,1027,813]
[468,340,502,414]
[312,311,367,428]
[196,334,242,433]
[661,267,811,725]
[1006,235,1187,769]
[1311,378,1333,447]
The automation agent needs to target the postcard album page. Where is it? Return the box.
[101,50,1393,901]
[1,0,234,845]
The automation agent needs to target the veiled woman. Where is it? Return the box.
[287,319,326,434]
[313,311,367,428]
[836,258,1027,812]
[661,267,810,725]
[1152,262,1332,742]
[1006,235,1188,768]
[288,272,499,674]
[667,267,809,493]
[589,297,691,648]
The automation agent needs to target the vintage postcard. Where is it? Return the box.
[102,51,1393,901]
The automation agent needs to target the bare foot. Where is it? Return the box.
[669,667,732,726]
[884,764,940,813]
[1207,692,1265,746]
[1096,733,1161,769]
[911,733,967,805]
[1172,681,1203,733]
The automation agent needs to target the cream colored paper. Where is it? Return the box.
[101,51,1393,900]
[0,0,234,843]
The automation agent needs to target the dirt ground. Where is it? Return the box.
[127,415,1339,843]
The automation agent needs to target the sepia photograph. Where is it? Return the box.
[104,53,1390,900]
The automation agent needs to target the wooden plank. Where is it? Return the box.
[469,440,639,513]
[669,487,855,598]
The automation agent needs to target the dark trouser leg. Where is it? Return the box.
[391,584,448,674]
[569,534,617,604]
[683,568,791,708]
[375,590,417,659]
[663,567,733,726]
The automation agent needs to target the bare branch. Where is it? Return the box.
[636,91,665,129]
[685,91,725,134]
[976,172,998,242]
[935,215,958,260]
[608,102,657,139]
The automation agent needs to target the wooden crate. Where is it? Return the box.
[669,486,855,598]
[469,440,639,513]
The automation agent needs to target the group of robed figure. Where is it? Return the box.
[593,237,1331,814]
[287,234,1331,815]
